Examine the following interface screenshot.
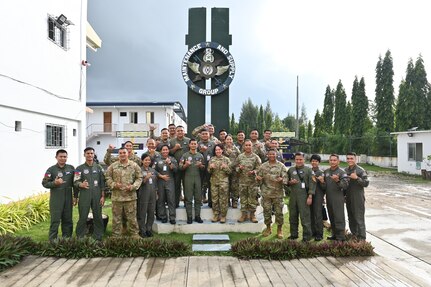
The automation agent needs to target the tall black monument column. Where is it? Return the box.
[211,8,232,133]
[185,8,206,134]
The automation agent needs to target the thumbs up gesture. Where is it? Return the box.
[80,179,89,189]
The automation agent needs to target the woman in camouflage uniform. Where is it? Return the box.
[208,144,232,223]
[223,134,241,208]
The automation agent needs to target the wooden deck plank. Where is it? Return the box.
[326,257,374,287]
[120,257,145,287]
[304,258,335,287]
[336,257,397,287]
[249,259,271,286]
[158,258,176,287]
[238,260,261,286]
[216,257,236,287]
[369,257,424,287]
[27,257,69,287]
[290,259,319,286]
[38,258,78,287]
[280,260,310,286]
[52,258,90,287]
[12,257,55,287]
[0,256,40,287]
[315,257,360,287]
[107,257,134,286]
[186,257,203,287]
[133,257,154,286]
[301,258,333,287]
[75,257,104,287]
[145,257,165,287]
[228,258,248,287]
[259,259,286,287]
[169,257,188,287]
[270,260,296,286]
[93,258,123,287]
[207,257,224,287]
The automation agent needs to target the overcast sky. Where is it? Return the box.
[87,0,431,124]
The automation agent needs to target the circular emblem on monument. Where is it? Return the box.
[181,42,235,96]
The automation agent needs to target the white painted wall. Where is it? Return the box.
[396,132,431,175]
[0,0,88,203]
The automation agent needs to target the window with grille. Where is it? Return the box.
[408,143,423,161]
[46,124,66,148]
[47,15,69,50]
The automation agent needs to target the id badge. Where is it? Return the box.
[94,180,98,187]
[301,182,305,189]
[163,165,167,171]
[207,155,211,161]
[149,178,153,184]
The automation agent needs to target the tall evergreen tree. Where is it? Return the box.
[307,121,313,140]
[282,114,296,131]
[271,114,287,132]
[333,80,348,135]
[345,101,353,136]
[413,55,430,129]
[313,110,323,138]
[257,105,265,134]
[238,98,258,134]
[321,85,334,133]
[351,77,369,153]
[229,113,238,135]
[395,60,415,131]
[264,101,273,131]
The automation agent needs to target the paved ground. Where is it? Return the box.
[1,172,431,286]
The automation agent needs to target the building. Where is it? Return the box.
[86,102,187,159]
[0,1,101,203]
[391,130,431,175]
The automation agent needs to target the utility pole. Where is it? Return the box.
[296,75,299,139]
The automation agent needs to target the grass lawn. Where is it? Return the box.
[15,197,332,247]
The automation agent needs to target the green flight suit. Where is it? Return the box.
[42,164,75,241]
[180,151,204,219]
[74,162,105,240]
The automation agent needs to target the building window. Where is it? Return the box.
[47,15,69,50]
[46,124,66,148]
[73,129,77,136]
[408,143,423,161]
[130,112,138,124]
[15,121,22,132]
[146,112,154,124]
[120,112,127,117]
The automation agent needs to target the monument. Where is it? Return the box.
[182,7,235,134]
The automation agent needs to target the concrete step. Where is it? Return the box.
[192,244,231,252]
[170,205,264,221]
[192,234,231,251]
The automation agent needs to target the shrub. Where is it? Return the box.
[0,235,37,271]
[0,193,50,235]
[231,237,374,260]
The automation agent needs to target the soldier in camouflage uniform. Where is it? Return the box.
[154,145,178,224]
[309,154,325,241]
[104,140,141,167]
[257,149,287,238]
[169,125,190,208]
[345,152,369,240]
[287,152,315,242]
[223,134,241,208]
[74,147,106,241]
[42,149,75,241]
[180,139,205,224]
[208,144,232,223]
[249,129,266,162]
[235,130,245,152]
[192,123,220,143]
[105,147,143,238]
[234,140,261,223]
[322,154,349,241]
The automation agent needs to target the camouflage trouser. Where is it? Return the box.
[211,180,229,217]
[239,182,258,212]
[112,200,139,237]
[262,196,284,225]
[229,172,239,203]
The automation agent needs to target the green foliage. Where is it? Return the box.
[231,237,374,260]
[0,235,37,271]
[321,85,334,133]
[282,114,296,132]
[333,80,348,135]
[264,101,273,131]
[238,98,258,134]
[351,77,370,153]
[0,193,50,235]
[257,105,265,133]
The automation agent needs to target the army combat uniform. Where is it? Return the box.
[223,145,241,207]
[169,136,190,207]
[257,161,287,226]
[105,160,143,237]
[42,163,75,241]
[104,149,142,166]
[154,155,178,222]
[180,151,205,220]
[322,167,349,241]
[287,165,315,241]
[310,167,325,240]
[73,162,105,240]
[138,166,158,236]
[345,164,369,239]
[208,155,232,221]
[235,152,261,217]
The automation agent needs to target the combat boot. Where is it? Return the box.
[262,224,272,237]
[237,212,248,223]
[277,225,284,239]
[220,216,226,223]
[211,214,220,222]
[250,211,258,223]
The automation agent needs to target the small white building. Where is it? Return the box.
[0,1,101,203]
[86,102,187,159]
[391,130,431,175]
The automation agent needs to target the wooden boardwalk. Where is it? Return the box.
[1,254,430,287]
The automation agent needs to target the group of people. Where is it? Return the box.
[42,124,369,242]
